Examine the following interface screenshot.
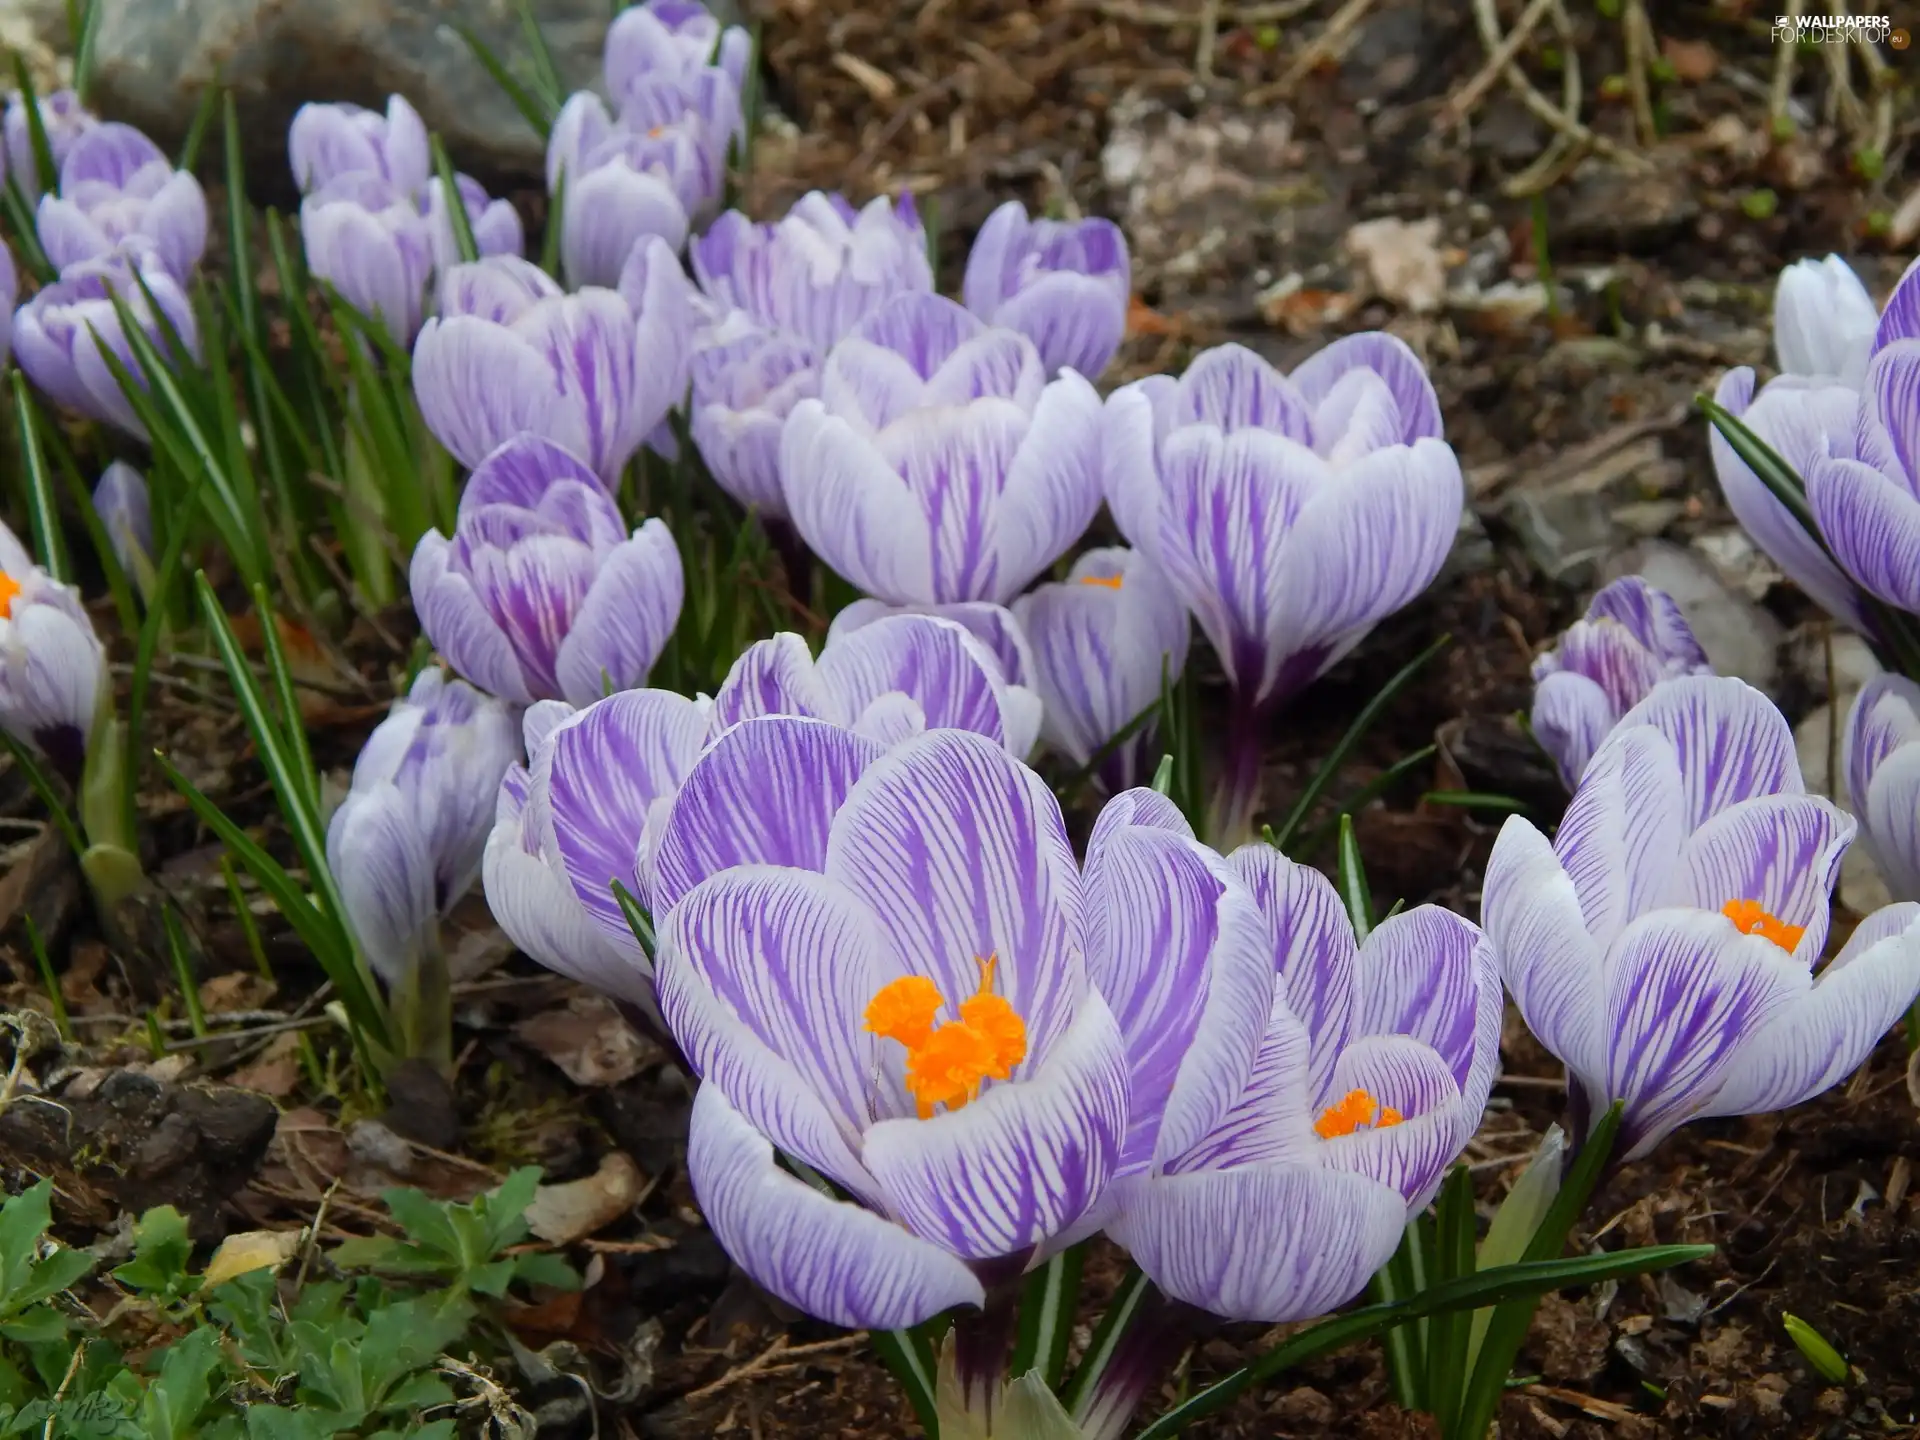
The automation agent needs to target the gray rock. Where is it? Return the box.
[1601,539,1783,693]
[1498,434,1680,589]
[81,0,743,192]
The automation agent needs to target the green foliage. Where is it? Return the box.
[0,1169,570,1437]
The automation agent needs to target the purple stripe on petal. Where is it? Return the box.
[1165,984,1317,1173]
[653,715,887,913]
[1874,254,1920,355]
[1550,726,1687,947]
[1808,454,1920,614]
[1603,675,1804,831]
[712,633,838,728]
[1680,792,1854,966]
[1227,844,1356,1106]
[815,614,1007,742]
[1173,343,1313,441]
[1351,904,1499,1105]
[1318,1034,1466,1208]
[1289,331,1444,445]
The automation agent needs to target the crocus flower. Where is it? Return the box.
[4,89,98,203]
[686,318,819,516]
[413,245,691,484]
[691,192,935,356]
[484,692,710,1018]
[1105,822,1500,1323]
[423,173,524,271]
[646,717,1150,1329]
[1774,254,1878,388]
[781,293,1102,606]
[1012,547,1189,792]
[326,669,520,989]
[12,249,200,440]
[0,518,107,780]
[1844,673,1920,901]
[1104,336,1460,712]
[410,434,684,707]
[287,94,431,195]
[829,598,1038,692]
[962,200,1130,380]
[605,0,751,100]
[36,123,207,284]
[1529,576,1713,791]
[1482,674,1920,1160]
[299,172,433,345]
[92,461,152,578]
[548,72,737,287]
[710,613,1042,756]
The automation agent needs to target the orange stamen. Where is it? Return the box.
[0,572,19,619]
[1722,899,1805,951]
[868,954,1029,1119]
[1079,574,1124,590]
[1314,1088,1404,1139]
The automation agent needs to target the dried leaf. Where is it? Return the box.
[525,1152,645,1245]
[202,1227,303,1289]
[514,994,659,1087]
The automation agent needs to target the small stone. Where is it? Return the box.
[1344,215,1447,314]
[1558,153,1701,251]
[1610,499,1684,538]
[1793,702,1891,916]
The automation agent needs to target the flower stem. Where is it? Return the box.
[1206,690,1267,850]
[1073,1286,1201,1440]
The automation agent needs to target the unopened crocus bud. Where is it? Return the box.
[1529,576,1713,790]
[12,249,201,440]
[963,200,1131,380]
[92,462,152,578]
[326,669,519,990]
[36,123,208,283]
[604,0,751,101]
[0,519,107,780]
[1013,547,1190,791]
[410,434,685,706]
[686,318,818,517]
[1774,254,1878,388]
[287,94,431,195]
[299,172,434,345]
[4,89,98,203]
[413,243,691,483]
[423,173,524,271]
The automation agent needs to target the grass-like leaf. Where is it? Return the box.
[1011,1243,1083,1392]
[541,166,567,276]
[10,373,71,583]
[177,82,221,172]
[0,729,85,860]
[454,22,556,138]
[10,57,59,197]
[1335,813,1374,942]
[0,175,54,280]
[428,135,481,265]
[514,0,565,111]
[1269,632,1452,854]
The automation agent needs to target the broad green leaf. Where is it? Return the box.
[111,1206,193,1296]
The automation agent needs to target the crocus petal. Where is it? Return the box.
[711,632,839,729]
[1874,254,1920,355]
[814,614,1012,745]
[989,370,1106,603]
[1603,909,1807,1158]
[1082,819,1272,1170]
[326,783,434,987]
[1604,675,1804,831]
[551,520,685,706]
[1481,816,1609,1090]
[411,316,564,471]
[989,271,1128,381]
[824,728,1084,1059]
[1106,1164,1406,1324]
[561,162,690,289]
[653,716,887,913]
[1227,844,1356,1104]
[409,532,537,704]
[1318,1035,1466,1209]
[1807,454,1920,614]
[1174,344,1313,441]
[1703,902,1920,1118]
[1289,331,1444,445]
[545,688,712,950]
[1550,726,1686,948]
[1530,670,1618,791]
[1774,255,1878,386]
[1680,792,1854,967]
[862,994,1128,1260]
[782,398,937,603]
[687,1082,985,1330]
[1351,904,1501,1112]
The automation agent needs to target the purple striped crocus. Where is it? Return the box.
[710,613,1042,756]
[412,245,692,484]
[410,434,684,707]
[1774,254,1878,388]
[299,172,434,345]
[1102,335,1461,842]
[547,69,739,287]
[605,0,751,100]
[646,718,1147,1328]
[423,173,524,271]
[12,248,200,440]
[1530,576,1713,790]
[685,192,931,516]
[1483,674,1920,1159]
[0,518,107,780]
[1844,673,1920,901]
[1013,547,1189,792]
[287,94,431,195]
[828,599,1038,693]
[5,89,98,203]
[962,200,1130,380]
[327,669,520,998]
[483,692,711,1019]
[1102,806,1499,1329]
[780,293,1103,605]
[36,122,207,284]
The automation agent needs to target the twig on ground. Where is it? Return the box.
[680,1335,868,1407]
[1622,0,1659,148]
[1083,0,1316,24]
[1265,0,1381,96]
[1769,0,1804,136]
[1195,0,1222,81]
[1436,0,1557,131]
